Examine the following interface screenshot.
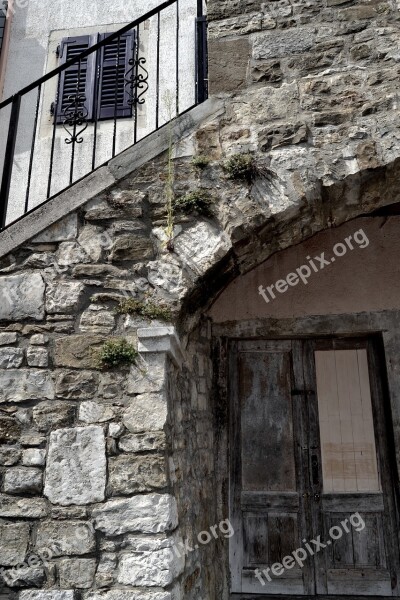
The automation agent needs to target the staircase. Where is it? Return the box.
[0,0,208,230]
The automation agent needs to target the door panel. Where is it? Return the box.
[229,337,400,598]
[240,349,296,492]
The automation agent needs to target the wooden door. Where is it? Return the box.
[229,340,313,595]
[306,339,400,597]
[229,338,399,597]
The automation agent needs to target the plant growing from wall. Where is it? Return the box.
[115,297,174,322]
[192,155,210,169]
[173,189,213,217]
[223,153,257,183]
[163,91,176,251]
[96,339,138,369]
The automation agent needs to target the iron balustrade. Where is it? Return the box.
[0,0,208,230]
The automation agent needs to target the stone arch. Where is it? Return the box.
[177,156,400,331]
[170,158,400,599]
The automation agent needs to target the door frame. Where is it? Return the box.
[212,324,400,600]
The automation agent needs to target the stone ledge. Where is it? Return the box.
[0,98,225,262]
[137,327,184,368]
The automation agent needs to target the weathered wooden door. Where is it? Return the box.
[229,338,399,598]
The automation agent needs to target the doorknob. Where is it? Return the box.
[314,493,320,502]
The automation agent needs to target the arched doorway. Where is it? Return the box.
[207,213,400,598]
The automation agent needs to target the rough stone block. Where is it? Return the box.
[0,522,30,565]
[54,336,105,369]
[36,522,95,557]
[79,308,115,334]
[46,281,85,314]
[0,495,47,518]
[94,552,117,587]
[58,558,96,589]
[72,264,128,278]
[99,372,126,399]
[109,234,154,261]
[21,448,46,467]
[208,37,250,94]
[32,402,75,433]
[119,432,166,453]
[44,426,106,506]
[26,347,48,368]
[85,592,171,600]
[108,423,125,438]
[2,565,45,587]
[118,545,184,587]
[32,213,78,243]
[259,122,308,151]
[0,370,54,403]
[20,592,75,600]
[108,455,166,495]
[208,0,263,21]
[0,415,21,443]
[0,444,21,465]
[3,467,43,494]
[251,59,283,84]
[20,435,47,448]
[55,370,99,399]
[0,332,18,345]
[173,221,231,277]
[123,393,167,433]
[252,27,315,59]
[29,334,49,345]
[0,273,45,321]
[93,493,178,536]
[78,401,115,424]
[127,354,166,394]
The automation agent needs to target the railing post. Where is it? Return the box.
[0,94,20,228]
[195,0,208,104]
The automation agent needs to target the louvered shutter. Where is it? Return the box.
[0,5,6,57]
[56,35,96,124]
[97,32,135,120]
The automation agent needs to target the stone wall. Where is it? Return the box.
[1,0,400,598]
[0,151,231,600]
[207,0,400,220]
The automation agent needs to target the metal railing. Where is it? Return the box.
[0,0,208,230]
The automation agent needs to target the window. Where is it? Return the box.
[55,31,136,123]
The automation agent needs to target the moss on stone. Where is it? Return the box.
[115,298,174,322]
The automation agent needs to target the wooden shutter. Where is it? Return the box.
[97,32,135,120]
[56,35,96,124]
[0,9,6,57]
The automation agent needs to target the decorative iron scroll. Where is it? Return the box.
[125,57,149,106]
[62,94,89,144]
